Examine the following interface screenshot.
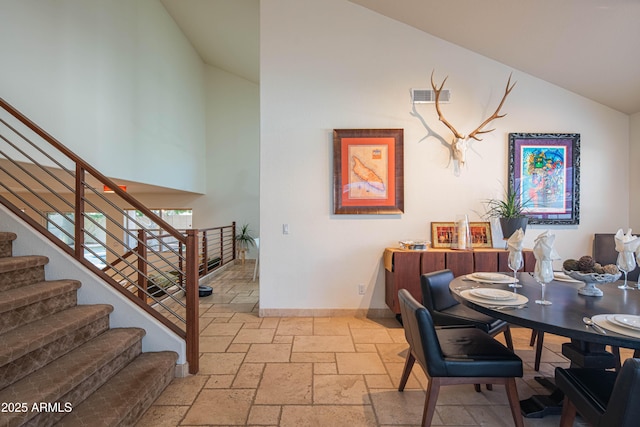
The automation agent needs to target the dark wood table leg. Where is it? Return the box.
[520,340,617,418]
[562,340,618,369]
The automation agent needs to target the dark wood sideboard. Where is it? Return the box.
[384,247,535,315]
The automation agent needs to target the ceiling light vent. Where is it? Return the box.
[412,88,450,104]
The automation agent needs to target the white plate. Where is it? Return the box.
[610,315,640,331]
[460,289,528,306]
[592,314,640,338]
[472,272,507,281]
[466,273,518,284]
[470,288,516,301]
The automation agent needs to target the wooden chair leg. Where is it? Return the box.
[611,346,621,371]
[503,326,514,351]
[534,330,544,371]
[422,377,440,427]
[398,351,415,391]
[559,395,577,427]
[485,384,493,391]
[474,384,481,392]
[504,378,524,427]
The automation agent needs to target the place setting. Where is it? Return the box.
[464,272,519,285]
[591,313,640,338]
[459,287,529,309]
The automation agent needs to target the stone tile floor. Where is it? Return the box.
[136,262,624,426]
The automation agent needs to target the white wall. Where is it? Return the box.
[0,0,206,193]
[127,65,261,257]
[259,0,631,312]
[197,66,260,236]
[631,112,640,230]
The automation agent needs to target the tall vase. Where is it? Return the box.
[451,214,472,251]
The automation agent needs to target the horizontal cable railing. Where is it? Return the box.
[0,97,236,374]
[105,225,236,310]
[198,226,236,276]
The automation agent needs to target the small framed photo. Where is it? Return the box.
[333,129,404,214]
[469,222,493,248]
[431,221,493,249]
[431,222,455,248]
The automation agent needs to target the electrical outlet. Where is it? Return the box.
[358,284,365,295]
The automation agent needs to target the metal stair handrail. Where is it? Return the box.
[0,97,235,374]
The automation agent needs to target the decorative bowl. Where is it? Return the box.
[399,240,429,250]
[563,269,622,296]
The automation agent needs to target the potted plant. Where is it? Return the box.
[484,186,530,240]
[147,272,178,298]
[235,223,256,264]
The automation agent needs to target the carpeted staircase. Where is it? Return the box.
[0,231,177,427]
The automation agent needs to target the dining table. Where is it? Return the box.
[449,271,640,418]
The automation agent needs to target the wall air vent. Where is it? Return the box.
[411,88,450,104]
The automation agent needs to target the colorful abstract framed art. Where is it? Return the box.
[508,133,580,225]
[333,129,404,214]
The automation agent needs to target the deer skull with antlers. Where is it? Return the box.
[430,71,515,168]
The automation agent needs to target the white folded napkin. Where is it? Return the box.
[507,228,525,270]
[533,231,560,260]
[533,231,560,283]
[507,228,525,252]
[614,228,640,253]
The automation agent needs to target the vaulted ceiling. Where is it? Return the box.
[161,0,640,115]
[160,0,259,84]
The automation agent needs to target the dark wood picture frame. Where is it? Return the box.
[333,129,404,214]
[508,133,580,225]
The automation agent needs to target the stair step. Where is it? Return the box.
[0,255,49,291]
[56,351,177,427]
[0,230,178,427]
[0,279,81,334]
[0,232,17,258]
[0,328,146,427]
[0,232,17,242]
[0,305,113,389]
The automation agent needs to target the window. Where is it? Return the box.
[46,212,107,268]
[124,209,192,250]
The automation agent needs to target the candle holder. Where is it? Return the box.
[450,214,472,251]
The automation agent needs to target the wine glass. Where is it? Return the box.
[617,251,636,290]
[507,251,523,288]
[534,261,553,305]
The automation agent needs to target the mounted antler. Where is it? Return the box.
[430,72,464,141]
[430,71,516,167]
[467,74,516,141]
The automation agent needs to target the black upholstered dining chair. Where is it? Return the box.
[421,270,514,348]
[421,269,547,371]
[397,289,524,427]
[593,233,640,281]
[555,358,640,427]
[593,233,636,367]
